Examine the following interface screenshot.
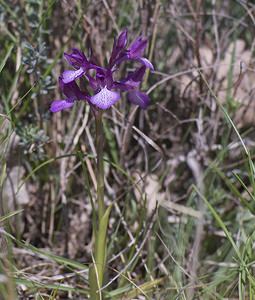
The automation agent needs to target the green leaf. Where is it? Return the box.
[0,162,6,187]
[89,205,112,300]
[0,210,23,223]
[0,44,14,74]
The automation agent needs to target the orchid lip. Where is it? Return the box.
[90,86,121,110]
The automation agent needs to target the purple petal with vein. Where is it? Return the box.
[62,68,85,84]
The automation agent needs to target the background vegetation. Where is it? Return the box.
[1,0,255,299]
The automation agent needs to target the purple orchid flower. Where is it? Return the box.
[50,29,153,112]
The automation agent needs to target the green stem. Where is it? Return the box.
[95,111,105,220]
[89,110,108,300]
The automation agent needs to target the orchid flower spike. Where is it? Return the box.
[50,29,153,112]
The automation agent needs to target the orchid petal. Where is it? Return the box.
[113,80,140,90]
[64,48,88,68]
[128,66,146,82]
[127,91,149,109]
[90,87,120,110]
[109,30,128,67]
[59,78,87,100]
[62,68,84,84]
[128,36,147,58]
[137,57,154,70]
[117,29,128,49]
[86,74,99,91]
[50,100,74,112]
[114,66,146,91]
